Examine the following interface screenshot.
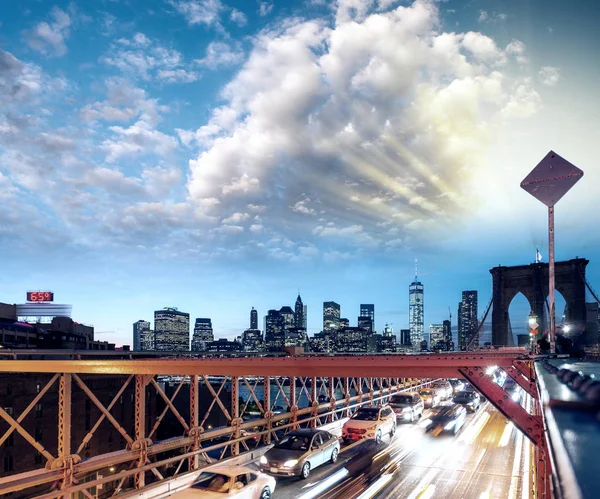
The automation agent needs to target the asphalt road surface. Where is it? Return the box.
[270,401,530,499]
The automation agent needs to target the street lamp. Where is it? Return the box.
[528,312,539,354]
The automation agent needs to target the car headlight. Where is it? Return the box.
[260,456,268,465]
[283,459,298,468]
[467,401,474,406]
[445,421,455,430]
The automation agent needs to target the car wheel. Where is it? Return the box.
[260,487,271,499]
[375,429,382,445]
[300,462,311,479]
[331,447,339,463]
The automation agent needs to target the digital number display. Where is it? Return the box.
[27,291,54,302]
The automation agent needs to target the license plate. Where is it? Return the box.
[270,467,278,473]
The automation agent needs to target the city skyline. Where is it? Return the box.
[1,0,598,347]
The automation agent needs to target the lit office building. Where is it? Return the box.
[154,308,190,352]
[265,309,284,351]
[409,273,424,352]
[133,320,153,351]
[242,329,263,351]
[191,318,214,352]
[294,295,305,330]
[358,315,373,333]
[323,301,341,335]
[429,324,445,351]
[250,307,258,329]
[458,291,478,351]
[336,327,368,353]
[360,304,375,333]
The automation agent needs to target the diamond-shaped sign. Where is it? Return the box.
[521,150,584,207]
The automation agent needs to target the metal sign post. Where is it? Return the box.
[521,151,583,353]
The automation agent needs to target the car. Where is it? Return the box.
[425,405,467,436]
[452,390,481,412]
[259,429,340,479]
[388,392,424,422]
[419,388,441,408]
[342,405,396,445]
[448,379,465,394]
[171,465,275,498]
[431,380,453,400]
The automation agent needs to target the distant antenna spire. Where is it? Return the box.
[415,258,418,280]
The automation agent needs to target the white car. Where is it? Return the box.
[171,465,275,499]
[342,405,396,445]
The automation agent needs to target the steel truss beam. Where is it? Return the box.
[459,366,544,446]
[0,353,542,499]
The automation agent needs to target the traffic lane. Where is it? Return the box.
[374,404,525,499]
[270,421,420,499]
[272,406,459,499]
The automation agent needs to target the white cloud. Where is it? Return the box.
[230,9,248,26]
[182,0,544,255]
[101,33,199,83]
[505,39,529,64]
[249,224,264,232]
[221,175,260,196]
[538,66,560,86]
[196,42,244,70]
[222,212,250,224]
[170,0,223,26]
[258,1,274,17]
[80,78,169,125]
[26,7,71,56]
[292,198,316,215]
[103,120,179,161]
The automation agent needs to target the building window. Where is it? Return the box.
[35,426,43,442]
[4,455,13,472]
[4,407,13,417]
[36,383,41,393]
[35,403,43,419]
[5,433,14,447]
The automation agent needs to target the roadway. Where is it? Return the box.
[268,401,530,499]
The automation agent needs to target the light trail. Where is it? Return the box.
[459,410,491,445]
[416,484,436,499]
[298,468,349,499]
[498,422,514,447]
[354,474,393,499]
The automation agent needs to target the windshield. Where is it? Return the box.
[455,392,476,400]
[353,408,380,421]
[390,395,413,405]
[192,473,231,492]
[430,408,456,422]
[276,434,310,451]
[420,390,433,396]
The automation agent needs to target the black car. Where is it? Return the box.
[388,393,424,422]
[448,379,465,394]
[452,390,481,412]
[425,405,467,435]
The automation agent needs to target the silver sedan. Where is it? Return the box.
[259,429,340,479]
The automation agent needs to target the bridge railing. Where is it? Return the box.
[0,367,438,498]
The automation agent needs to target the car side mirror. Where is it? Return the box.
[235,482,244,490]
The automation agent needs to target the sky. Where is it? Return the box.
[0,0,599,347]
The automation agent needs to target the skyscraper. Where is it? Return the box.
[429,324,444,351]
[154,308,190,352]
[443,319,453,351]
[242,328,263,351]
[303,305,307,330]
[400,329,411,346]
[323,301,341,335]
[458,291,478,351]
[294,295,305,330]
[409,267,424,352]
[357,315,373,333]
[360,304,375,333]
[265,309,284,351]
[250,307,258,330]
[191,318,214,352]
[133,320,153,351]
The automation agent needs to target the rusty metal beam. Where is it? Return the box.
[0,353,524,377]
[149,377,190,434]
[459,366,544,446]
[72,374,134,447]
[0,373,59,448]
[188,374,199,471]
[231,376,240,457]
[504,360,538,399]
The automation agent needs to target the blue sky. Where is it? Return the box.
[1,0,598,346]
